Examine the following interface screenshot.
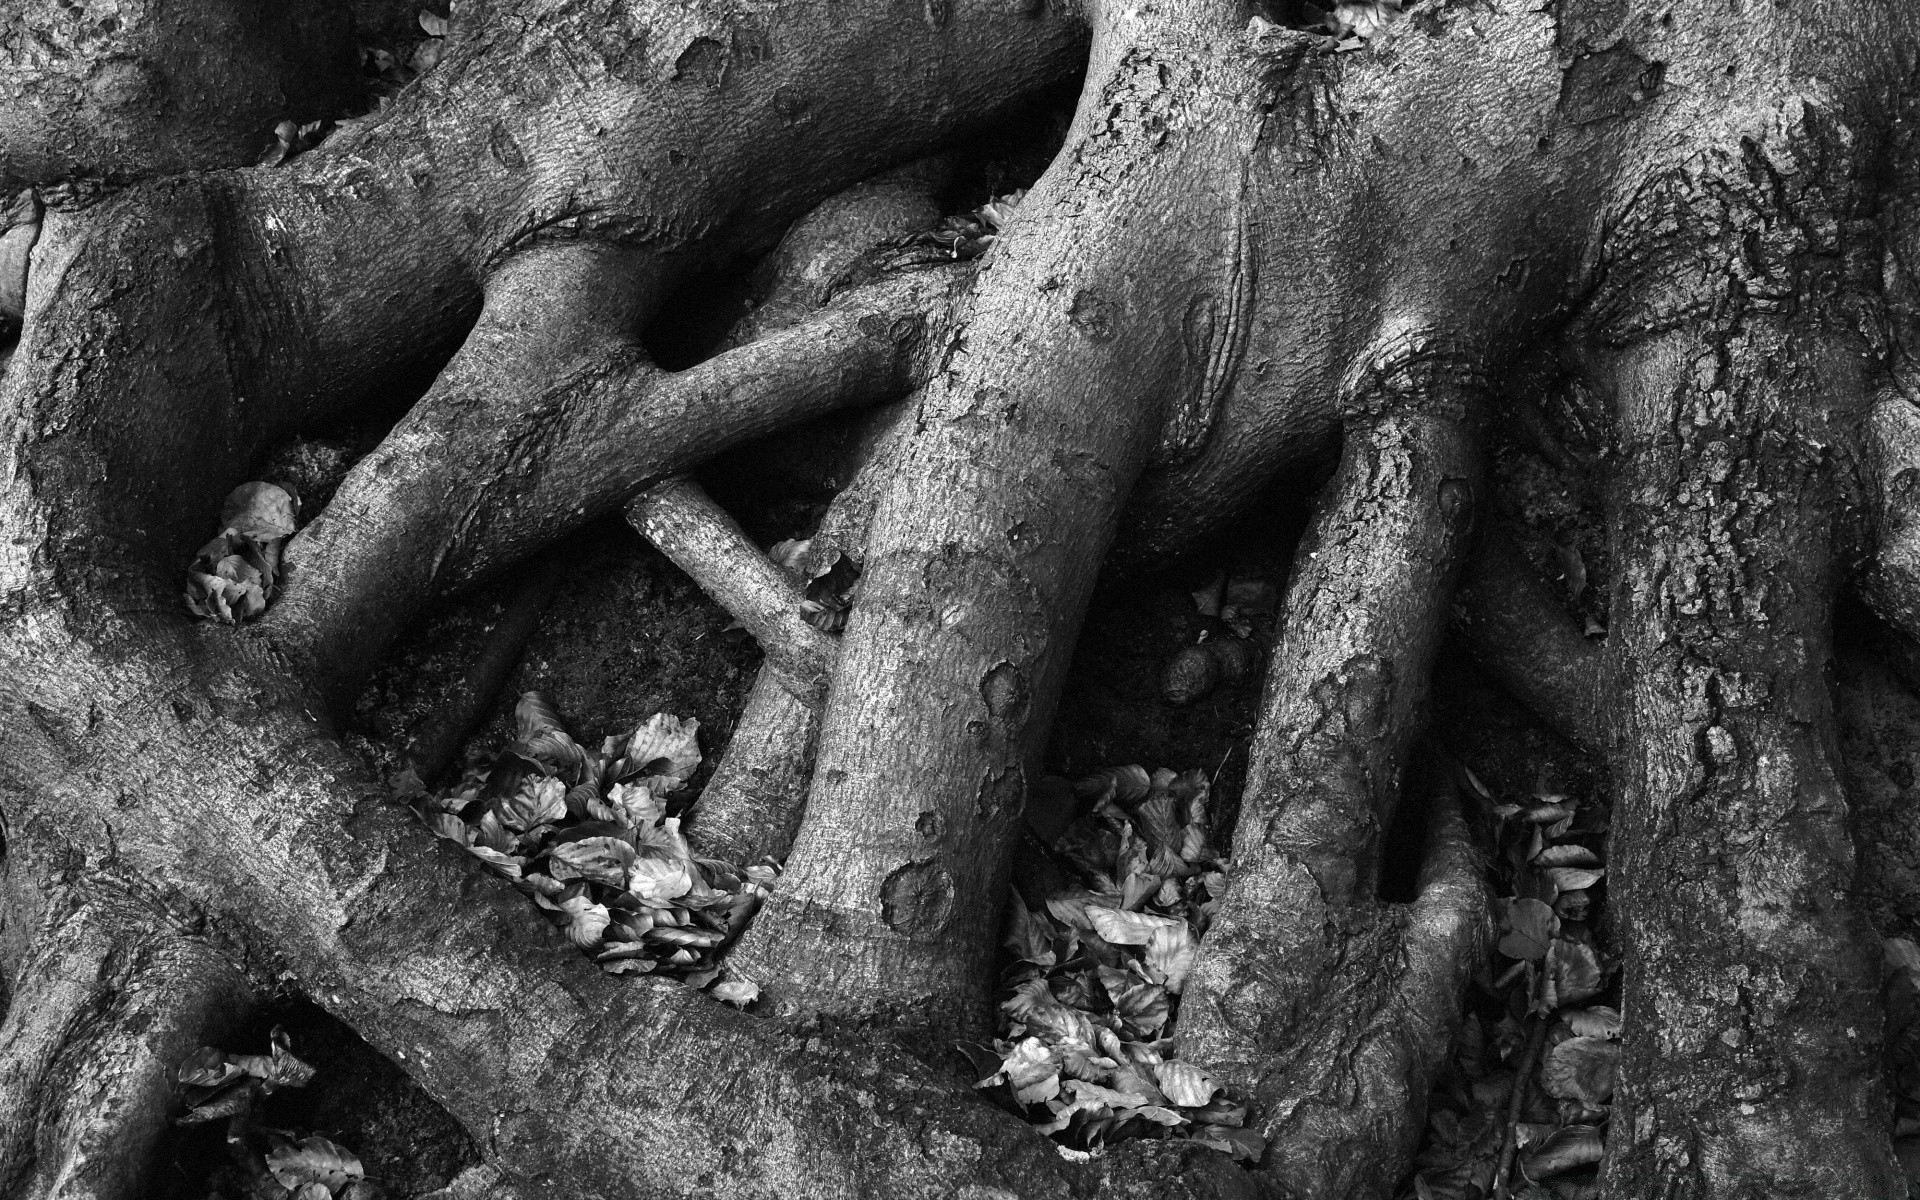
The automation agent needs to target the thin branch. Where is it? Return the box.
[627,476,836,703]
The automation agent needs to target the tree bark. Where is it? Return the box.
[6,0,1920,1195]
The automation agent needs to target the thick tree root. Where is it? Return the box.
[1177,384,1489,1197]
[0,888,253,1200]
[1864,384,1920,644]
[723,13,1281,1027]
[1599,318,1903,1197]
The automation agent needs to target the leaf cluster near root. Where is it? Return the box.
[409,691,771,999]
[1403,770,1617,1200]
[175,1027,381,1200]
[970,765,1261,1162]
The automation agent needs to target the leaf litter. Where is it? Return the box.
[184,482,300,623]
[1400,769,1616,1200]
[406,691,774,999]
[970,763,1263,1163]
[176,1027,381,1200]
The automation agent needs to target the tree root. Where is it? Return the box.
[628,477,836,702]
[626,475,837,863]
[1177,388,1491,1196]
[1864,383,1920,645]
[399,544,570,785]
[1450,526,1604,755]
[1599,317,1903,1196]
[0,887,253,1200]
[265,256,963,711]
[0,629,1256,1200]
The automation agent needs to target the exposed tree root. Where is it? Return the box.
[1177,388,1490,1196]
[1599,316,1903,1196]
[0,879,253,1200]
[6,0,1920,1194]
[1451,527,1605,755]
[1865,384,1920,645]
[400,546,570,785]
[628,477,836,702]
[0,627,1256,1200]
[627,475,838,862]
[265,259,964,710]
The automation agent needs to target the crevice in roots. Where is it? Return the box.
[154,998,480,1200]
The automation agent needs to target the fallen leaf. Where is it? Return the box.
[1540,1037,1617,1105]
[267,1136,364,1191]
[177,1046,243,1088]
[711,978,759,1007]
[547,836,635,888]
[618,714,701,785]
[176,1078,261,1124]
[1146,922,1199,993]
[1565,1006,1621,1039]
[496,776,566,832]
[220,482,298,539]
[557,894,611,947]
[1519,1124,1604,1179]
[1500,898,1559,962]
[1088,906,1181,946]
[1544,867,1605,893]
[232,1026,315,1091]
[1534,844,1601,868]
[1544,938,1604,1009]
[1193,1123,1265,1161]
[1154,1060,1219,1107]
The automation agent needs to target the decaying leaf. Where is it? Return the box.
[617,713,701,783]
[1540,1036,1618,1106]
[1499,898,1558,962]
[547,836,636,887]
[711,977,760,1007]
[1543,938,1604,1009]
[177,1045,245,1088]
[267,1135,365,1191]
[412,699,770,983]
[1519,1123,1604,1179]
[1088,906,1181,946]
[1154,1060,1219,1107]
[982,763,1250,1158]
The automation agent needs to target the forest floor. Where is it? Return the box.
[140,195,1920,1200]
[146,439,1618,1200]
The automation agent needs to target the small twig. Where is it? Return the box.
[626,476,837,703]
[1492,1013,1549,1199]
[1209,741,1239,788]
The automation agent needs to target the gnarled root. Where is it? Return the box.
[1597,318,1902,1197]
[0,625,1255,1200]
[0,879,253,1200]
[265,250,961,711]
[1177,390,1490,1197]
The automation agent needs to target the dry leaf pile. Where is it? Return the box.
[969,765,1263,1163]
[412,692,771,1001]
[177,1028,380,1200]
[184,482,300,623]
[1403,773,1616,1200]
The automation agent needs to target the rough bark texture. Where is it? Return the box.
[6,0,1920,1195]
